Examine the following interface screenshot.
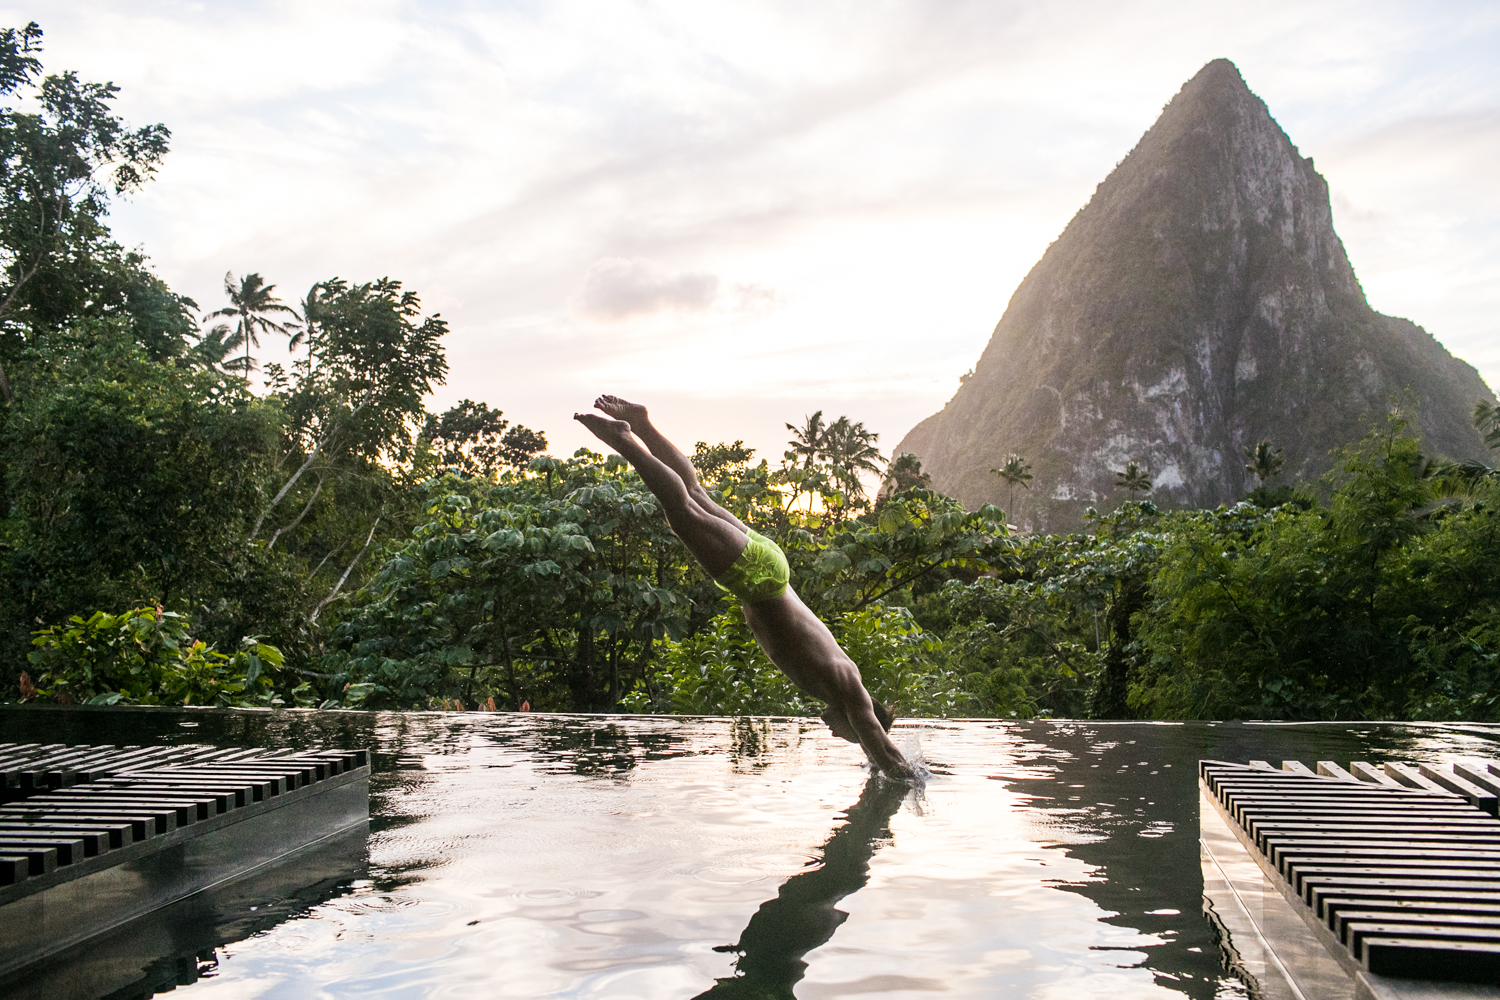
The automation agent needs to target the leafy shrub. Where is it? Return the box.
[1130,426,1500,720]
[324,466,710,712]
[22,606,306,708]
[623,603,956,718]
[839,604,960,716]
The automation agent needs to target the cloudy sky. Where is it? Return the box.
[13,1,1500,464]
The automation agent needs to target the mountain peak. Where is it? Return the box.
[1145,59,1266,152]
[1181,57,1249,97]
[895,62,1493,531]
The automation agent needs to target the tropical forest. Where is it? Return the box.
[4,24,1499,724]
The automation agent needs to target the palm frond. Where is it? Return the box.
[1115,462,1152,495]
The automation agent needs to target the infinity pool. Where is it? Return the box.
[5,709,1498,999]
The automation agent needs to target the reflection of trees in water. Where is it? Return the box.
[11,831,367,1000]
[728,717,816,772]
[492,716,817,777]
[999,723,1244,1000]
[0,710,822,782]
[1001,721,1438,1000]
[728,716,773,768]
[693,773,909,999]
[522,719,646,774]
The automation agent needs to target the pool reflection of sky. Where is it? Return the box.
[4,709,1498,999]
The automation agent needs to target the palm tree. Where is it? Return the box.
[1477,399,1500,452]
[1115,462,1152,496]
[991,454,1032,518]
[187,322,239,371]
[784,411,827,469]
[879,452,931,501]
[207,272,300,373]
[822,416,884,505]
[1430,400,1500,492]
[1243,441,1285,484]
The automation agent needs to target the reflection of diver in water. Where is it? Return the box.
[693,773,910,999]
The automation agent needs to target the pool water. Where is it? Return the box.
[5,709,1498,999]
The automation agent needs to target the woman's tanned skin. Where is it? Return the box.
[574,396,913,779]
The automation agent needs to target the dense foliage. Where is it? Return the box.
[0,25,541,703]
[1131,422,1500,720]
[2,22,1497,721]
[316,452,1010,714]
[25,606,301,708]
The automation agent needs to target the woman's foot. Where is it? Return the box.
[574,412,633,450]
[594,395,650,433]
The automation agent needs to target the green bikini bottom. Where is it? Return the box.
[713,529,790,604]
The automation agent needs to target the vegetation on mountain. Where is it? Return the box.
[992,454,1033,520]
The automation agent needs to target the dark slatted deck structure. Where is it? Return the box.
[1201,758,1500,999]
[0,742,369,986]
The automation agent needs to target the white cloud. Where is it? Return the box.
[571,258,785,322]
[6,0,1498,464]
[575,258,719,320]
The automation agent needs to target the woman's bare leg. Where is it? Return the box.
[579,401,912,779]
[574,412,746,577]
[593,395,749,534]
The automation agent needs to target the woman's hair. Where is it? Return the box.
[872,701,895,732]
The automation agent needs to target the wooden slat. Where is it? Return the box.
[0,836,85,866]
[0,822,130,850]
[1385,762,1454,795]
[1349,761,1403,786]
[1419,764,1500,814]
[1202,758,1500,985]
[1316,761,1360,782]
[1456,763,1500,796]
[1362,936,1500,981]
[1,805,174,837]
[0,742,368,890]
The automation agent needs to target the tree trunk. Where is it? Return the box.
[496,613,522,710]
[570,623,595,711]
[1089,578,1145,718]
[310,517,380,621]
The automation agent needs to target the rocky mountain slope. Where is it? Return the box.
[896,59,1496,531]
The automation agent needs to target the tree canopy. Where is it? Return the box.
[3,19,1497,725]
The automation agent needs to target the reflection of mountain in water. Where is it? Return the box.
[693,773,909,999]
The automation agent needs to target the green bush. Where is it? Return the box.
[839,604,961,716]
[23,606,307,708]
[623,603,956,718]
[1130,425,1500,720]
[622,609,813,717]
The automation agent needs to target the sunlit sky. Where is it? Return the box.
[15,1,1500,465]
